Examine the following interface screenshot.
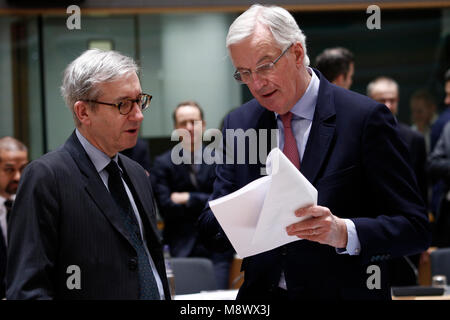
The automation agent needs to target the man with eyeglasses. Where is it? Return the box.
[199,4,430,300]
[151,101,234,290]
[6,49,170,300]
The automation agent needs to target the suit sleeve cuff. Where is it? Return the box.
[336,219,361,255]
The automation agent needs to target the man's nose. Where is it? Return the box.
[186,121,194,131]
[130,102,144,121]
[249,73,267,91]
[13,170,21,182]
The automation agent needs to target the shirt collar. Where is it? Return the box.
[75,129,118,173]
[0,194,15,205]
[276,67,319,121]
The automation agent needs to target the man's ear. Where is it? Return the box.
[73,101,92,126]
[293,42,305,67]
[332,74,345,87]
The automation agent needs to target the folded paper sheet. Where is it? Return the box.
[209,148,318,258]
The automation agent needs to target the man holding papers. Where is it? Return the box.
[198,4,430,300]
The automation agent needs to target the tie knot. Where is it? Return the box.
[105,160,121,177]
[280,112,293,129]
[4,199,13,211]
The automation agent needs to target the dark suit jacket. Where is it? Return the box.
[397,123,428,205]
[151,149,216,257]
[199,69,430,300]
[6,131,170,300]
[387,123,428,286]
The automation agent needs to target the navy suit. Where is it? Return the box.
[397,123,428,206]
[152,150,234,289]
[199,70,430,300]
[152,150,217,257]
[388,123,427,286]
[6,132,170,299]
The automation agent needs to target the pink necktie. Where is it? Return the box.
[281,112,300,170]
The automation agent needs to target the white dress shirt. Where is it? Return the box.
[0,195,14,246]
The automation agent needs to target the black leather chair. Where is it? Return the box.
[170,257,218,295]
[430,247,450,284]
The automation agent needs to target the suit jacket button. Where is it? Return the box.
[129,258,138,271]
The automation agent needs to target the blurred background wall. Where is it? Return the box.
[0,0,449,161]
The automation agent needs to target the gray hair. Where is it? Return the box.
[226,4,310,66]
[60,49,139,126]
[366,76,399,97]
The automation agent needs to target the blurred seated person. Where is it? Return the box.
[430,69,450,152]
[410,89,437,154]
[368,76,428,286]
[367,76,427,204]
[314,47,354,89]
[427,72,450,247]
[151,101,234,289]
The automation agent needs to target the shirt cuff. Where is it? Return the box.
[336,219,361,255]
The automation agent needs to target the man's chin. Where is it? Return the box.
[6,187,17,195]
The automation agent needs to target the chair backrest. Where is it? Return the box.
[170,257,218,295]
[430,248,450,283]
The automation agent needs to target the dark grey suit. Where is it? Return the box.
[6,131,170,299]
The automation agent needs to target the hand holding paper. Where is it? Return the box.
[209,148,318,258]
[286,205,349,249]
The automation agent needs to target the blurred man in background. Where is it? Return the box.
[152,101,234,289]
[0,136,28,299]
[367,76,428,286]
[315,47,354,89]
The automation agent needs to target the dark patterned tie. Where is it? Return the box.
[280,112,300,169]
[105,160,160,300]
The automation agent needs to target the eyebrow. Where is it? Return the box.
[116,93,143,101]
[236,53,276,71]
[256,54,273,65]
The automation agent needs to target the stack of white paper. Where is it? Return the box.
[209,148,317,258]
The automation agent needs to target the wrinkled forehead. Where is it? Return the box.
[229,27,281,68]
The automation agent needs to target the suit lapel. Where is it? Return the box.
[119,154,162,247]
[301,73,336,185]
[64,132,136,247]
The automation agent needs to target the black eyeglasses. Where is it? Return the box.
[84,93,152,115]
[233,43,293,84]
